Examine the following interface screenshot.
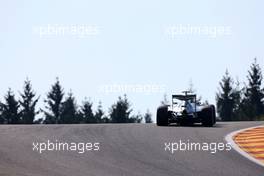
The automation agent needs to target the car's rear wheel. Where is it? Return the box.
[156,105,169,126]
[201,105,216,127]
[211,105,216,125]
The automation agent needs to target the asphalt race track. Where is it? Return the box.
[0,122,264,176]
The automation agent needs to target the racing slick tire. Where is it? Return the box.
[156,105,169,126]
[211,105,216,125]
[201,105,216,127]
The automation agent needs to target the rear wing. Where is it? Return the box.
[172,94,196,101]
[172,94,197,112]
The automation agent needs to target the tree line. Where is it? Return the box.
[0,78,153,124]
[216,58,264,121]
[0,58,263,124]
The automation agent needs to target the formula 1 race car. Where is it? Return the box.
[156,91,216,127]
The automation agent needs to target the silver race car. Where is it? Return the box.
[156,91,216,127]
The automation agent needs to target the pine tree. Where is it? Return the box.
[0,101,4,124]
[242,59,264,120]
[144,110,153,123]
[44,78,64,124]
[109,95,133,123]
[19,79,39,124]
[1,89,21,124]
[110,95,130,123]
[95,101,104,123]
[60,92,78,124]
[80,98,95,123]
[96,102,111,123]
[216,70,241,121]
[129,112,142,123]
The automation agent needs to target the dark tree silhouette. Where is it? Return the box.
[60,92,78,124]
[1,89,20,124]
[216,70,241,121]
[0,101,4,124]
[129,112,142,123]
[95,101,105,123]
[80,98,95,123]
[43,78,64,124]
[109,95,132,123]
[144,110,153,123]
[19,79,39,124]
[241,59,264,120]
[109,95,141,123]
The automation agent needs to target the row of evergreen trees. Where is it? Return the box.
[1,58,263,124]
[0,78,153,124]
[216,59,264,121]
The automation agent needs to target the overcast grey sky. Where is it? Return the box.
[1,0,264,120]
